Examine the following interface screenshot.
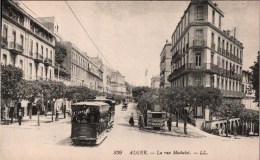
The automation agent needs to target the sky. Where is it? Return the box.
[20,1,259,86]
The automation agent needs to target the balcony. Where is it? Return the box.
[217,47,222,53]
[44,58,52,66]
[172,50,181,63]
[211,43,216,50]
[29,51,33,57]
[221,90,246,98]
[34,53,43,64]
[193,40,205,47]
[1,38,8,47]
[226,51,230,58]
[168,63,219,81]
[9,42,23,54]
[222,49,226,55]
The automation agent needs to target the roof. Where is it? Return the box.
[72,101,108,107]
[93,97,116,104]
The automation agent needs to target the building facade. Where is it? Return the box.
[151,75,160,89]
[160,40,172,88]
[241,70,258,110]
[168,0,245,108]
[110,70,127,96]
[57,41,103,91]
[1,0,56,81]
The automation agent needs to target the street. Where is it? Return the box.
[0,103,259,160]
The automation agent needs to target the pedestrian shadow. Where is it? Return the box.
[117,122,137,129]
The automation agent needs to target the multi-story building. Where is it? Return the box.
[168,0,245,112]
[151,75,160,89]
[1,0,56,118]
[103,66,113,94]
[160,40,172,88]
[241,70,258,110]
[1,0,56,81]
[56,41,103,91]
[110,70,127,96]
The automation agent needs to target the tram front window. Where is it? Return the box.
[72,106,100,124]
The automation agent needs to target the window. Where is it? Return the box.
[50,70,52,79]
[196,29,203,40]
[195,75,202,86]
[41,45,43,55]
[217,37,220,49]
[225,80,228,90]
[217,14,221,28]
[41,66,44,78]
[217,56,220,66]
[212,10,215,24]
[20,60,23,70]
[12,30,16,43]
[20,34,24,47]
[46,48,48,58]
[2,54,7,65]
[50,50,52,60]
[36,43,38,53]
[210,76,214,87]
[211,32,215,44]
[211,53,214,64]
[221,79,224,89]
[195,53,201,66]
[196,6,203,19]
[222,59,224,69]
[29,63,32,80]
[2,25,8,40]
[30,39,33,53]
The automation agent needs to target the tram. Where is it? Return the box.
[90,96,116,127]
[70,101,111,145]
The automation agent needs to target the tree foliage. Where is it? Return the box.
[249,52,259,102]
[55,42,68,65]
[132,86,150,102]
[1,64,24,102]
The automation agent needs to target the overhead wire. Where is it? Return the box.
[20,0,113,68]
[64,1,113,68]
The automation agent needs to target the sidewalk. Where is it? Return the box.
[142,121,213,138]
[1,114,70,128]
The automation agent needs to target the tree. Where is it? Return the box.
[39,81,65,121]
[55,42,68,65]
[249,52,259,103]
[212,103,244,137]
[1,64,23,122]
[17,80,42,119]
[132,86,150,102]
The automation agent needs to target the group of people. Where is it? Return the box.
[72,109,101,123]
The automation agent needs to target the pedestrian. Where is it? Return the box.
[55,110,59,121]
[129,113,134,126]
[18,109,22,126]
[167,116,172,131]
[234,123,238,139]
[138,114,144,130]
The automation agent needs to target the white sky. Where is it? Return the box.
[20,1,259,86]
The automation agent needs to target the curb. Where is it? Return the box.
[142,129,205,138]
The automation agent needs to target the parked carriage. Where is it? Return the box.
[71,102,111,145]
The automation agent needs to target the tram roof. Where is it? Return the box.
[72,101,108,107]
[93,97,116,103]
